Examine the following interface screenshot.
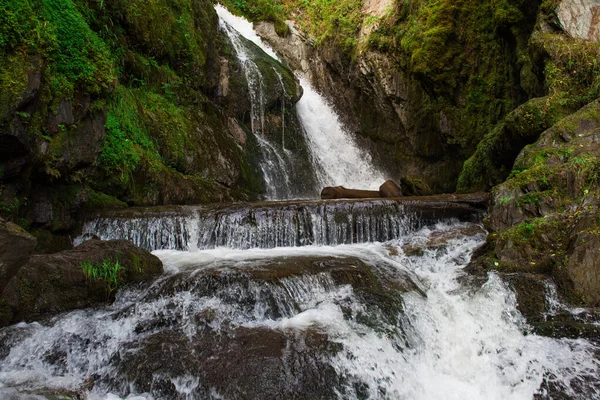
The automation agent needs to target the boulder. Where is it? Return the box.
[379,180,402,197]
[400,176,433,196]
[566,232,600,306]
[0,217,36,292]
[1,239,163,325]
[557,0,600,42]
[320,186,381,199]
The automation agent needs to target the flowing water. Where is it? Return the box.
[0,214,598,399]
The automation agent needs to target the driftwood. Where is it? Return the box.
[320,186,381,200]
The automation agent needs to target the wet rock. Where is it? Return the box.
[379,180,402,197]
[502,273,548,319]
[399,177,432,196]
[402,224,487,257]
[116,327,340,400]
[1,240,163,325]
[0,217,36,292]
[529,311,600,343]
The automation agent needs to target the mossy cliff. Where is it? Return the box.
[226,0,599,196]
[0,0,308,237]
[472,100,600,306]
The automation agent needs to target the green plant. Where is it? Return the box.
[499,195,512,204]
[79,258,124,296]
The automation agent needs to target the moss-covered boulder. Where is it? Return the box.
[474,99,600,305]
[1,239,163,325]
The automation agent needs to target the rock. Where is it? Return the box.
[117,327,340,400]
[402,223,486,256]
[474,99,600,306]
[320,186,381,199]
[1,240,163,325]
[379,180,402,197]
[566,232,600,306]
[501,273,549,319]
[399,177,433,196]
[557,0,600,42]
[0,217,36,292]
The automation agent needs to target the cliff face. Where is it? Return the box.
[0,0,311,239]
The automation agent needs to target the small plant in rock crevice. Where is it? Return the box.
[79,258,124,296]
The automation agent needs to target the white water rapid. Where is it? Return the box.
[215,5,387,195]
[0,220,598,399]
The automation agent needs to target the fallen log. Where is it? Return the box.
[321,186,381,200]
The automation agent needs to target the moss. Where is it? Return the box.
[0,52,30,119]
[85,189,127,209]
[400,177,433,196]
[499,217,557,246]
[457,97,571,192]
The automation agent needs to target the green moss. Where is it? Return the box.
[499,217,555,245]
[85,189,127,209]
[0,52,30,119]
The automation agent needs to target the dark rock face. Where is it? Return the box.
[399,177,432,196]
[566,232,600,306]
[1,240,163,325]
[117,327,340,400]
[0,217,36,292]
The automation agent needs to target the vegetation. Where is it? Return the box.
[79,258,124,296]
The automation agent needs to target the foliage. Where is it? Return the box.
[0,0,116,98]
[98,85,191,186]
[79,258,124,296]
[534,33,600,111]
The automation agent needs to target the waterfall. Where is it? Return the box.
[74,198,486,251]
[216,5,387,198]
[295,77,387,190]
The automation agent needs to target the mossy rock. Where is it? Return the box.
[1,239,163,325]
[400,176,433,196]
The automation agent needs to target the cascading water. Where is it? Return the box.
[216,5,387,196]
[1,218,598,399]
[75,200,454,251]
[295,77,387,190]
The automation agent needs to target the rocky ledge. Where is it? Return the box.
[0,232,163,326]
